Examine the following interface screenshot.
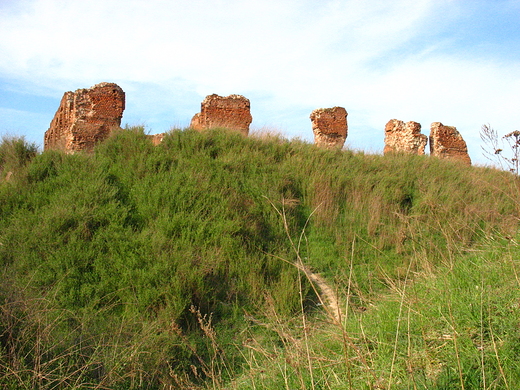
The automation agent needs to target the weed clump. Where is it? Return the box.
[0,135,38,181]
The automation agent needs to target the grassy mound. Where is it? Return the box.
[1,127,519,389]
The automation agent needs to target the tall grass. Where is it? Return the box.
[0,134,38,181]
[1,126,519,388]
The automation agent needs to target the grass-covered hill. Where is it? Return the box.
[1,127,520,389]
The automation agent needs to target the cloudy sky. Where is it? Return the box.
[1,0,519,164]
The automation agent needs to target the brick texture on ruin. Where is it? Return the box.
[429,122,471,165]
[44,82,125,153]
[310,107,348,149]
[190,94,252,136]
[384,119,428,155]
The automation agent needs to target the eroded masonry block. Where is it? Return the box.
[384,119,428,155]
[44,82,125,153]
[190,94,252,135]
[429,122,471,165]
[310,107,348,149]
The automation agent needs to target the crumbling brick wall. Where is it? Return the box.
[310,107,348,149]
[44,82,125,153]
[190,94,252,136]
[429,122,471,165]
[384,119,428,155]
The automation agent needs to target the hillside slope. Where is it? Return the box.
[1,128,519,389]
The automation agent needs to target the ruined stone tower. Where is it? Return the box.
[384,119,428,155]
[190,94,252,136]
[429,122,471,165]
[310,107,348,149]
[44,82,125,153]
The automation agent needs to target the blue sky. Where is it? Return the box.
[1,0,519,165]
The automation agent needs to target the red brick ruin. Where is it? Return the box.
[384,119,428,155]
[429,122,472,165]
[44,82,125,153]
[190,94,252,136]
[42,83,473,165]
[310,107,348,149]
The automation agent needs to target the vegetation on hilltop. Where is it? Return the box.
[1,127,520,389]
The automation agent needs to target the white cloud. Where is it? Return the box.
[0,0,519,164]
[0,0,438,88]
